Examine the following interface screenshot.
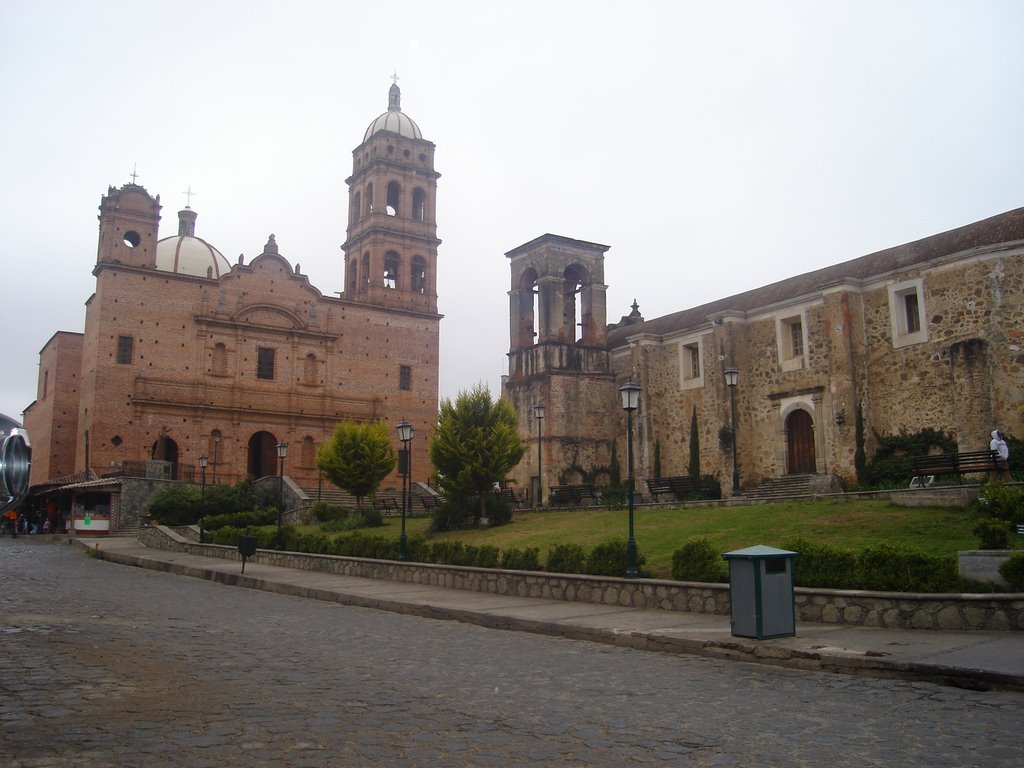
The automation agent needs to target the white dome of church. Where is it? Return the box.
[154,207,231,278]
[363,82,422,141]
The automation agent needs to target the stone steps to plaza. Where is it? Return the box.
[296,483,433,516]
[743,474,821,500]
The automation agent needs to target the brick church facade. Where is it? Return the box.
[503,210,1024,498]
[25,83,441,501]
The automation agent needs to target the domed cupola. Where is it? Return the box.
[154,207,231,278]
[363,82,423,141]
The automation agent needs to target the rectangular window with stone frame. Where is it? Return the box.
[888,279,928,348]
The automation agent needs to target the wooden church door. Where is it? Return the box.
[786,410,817,474]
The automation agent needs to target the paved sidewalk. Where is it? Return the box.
[79,536,1024,692]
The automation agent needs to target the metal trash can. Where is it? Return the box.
[237,534,257,573]
[722,545,798,640]
[237,535,257,558]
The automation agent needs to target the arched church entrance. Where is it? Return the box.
[151,433,179,480]
[786,410,817,474]
[248,431,279,478]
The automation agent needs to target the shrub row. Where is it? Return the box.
[1000,553,1024,591]
[669,536,960,592]
[201,508,277,532]
[202,527,630,576]
[319,507,384,532]
[148,478,266,526]
[204,528,964,592]
[546,539,646,577]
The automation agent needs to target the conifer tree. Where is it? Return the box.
[688,406,701,478]
[854,402,866,484]
[317,420,397,510]
[429,384,527,524]
[609,439,621,487]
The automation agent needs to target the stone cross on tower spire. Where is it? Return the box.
[388,71,402,112]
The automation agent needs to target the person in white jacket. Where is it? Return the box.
[989,429,1011,482]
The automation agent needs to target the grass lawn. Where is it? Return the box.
[295,498,998,580]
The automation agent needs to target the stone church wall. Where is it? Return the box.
[595,244,1023,495]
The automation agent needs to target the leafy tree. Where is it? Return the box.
[317,420,397,509]
[688,406,700,478]
[148,477,260,526]
[146,483,200,525]
[429,384,527,525]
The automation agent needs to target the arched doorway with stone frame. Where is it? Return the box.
[784,407,817,475]
[247,431,280,479]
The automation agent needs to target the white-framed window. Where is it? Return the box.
[888,279,928,348]
[677,336,705,390]
[776,313,807,371]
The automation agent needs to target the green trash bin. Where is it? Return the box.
[722,545,798,640]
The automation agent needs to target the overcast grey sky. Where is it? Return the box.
[2,0,1022,422]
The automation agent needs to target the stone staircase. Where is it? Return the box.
[297,483,427,515]
[109,519,142,538]
[743,474,828,500]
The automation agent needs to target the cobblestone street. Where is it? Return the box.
[2,539,1022,767]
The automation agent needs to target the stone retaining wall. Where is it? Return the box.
[138,526,1024,631]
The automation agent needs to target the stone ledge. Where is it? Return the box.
[137,526,1024,631]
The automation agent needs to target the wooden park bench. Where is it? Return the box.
[548,483,602,507]
[492,487,527,509]
[645,475,699,502]
[909,450,1002,486]
[417,493,444,513]
[372,497,401,515]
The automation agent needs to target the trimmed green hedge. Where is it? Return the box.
[201,508,277,531]
[667,537,961,592]
[202,530,638,576]
[775,538,958,592]
[671,538,725,582]
[999,553,1024,591]
[782,537,858,589]
[204,526,960,592]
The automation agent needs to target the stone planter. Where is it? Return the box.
[958,550,1013,589]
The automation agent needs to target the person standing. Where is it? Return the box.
[990,429,1011,482]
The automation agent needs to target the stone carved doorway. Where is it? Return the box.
[786,409,816,474]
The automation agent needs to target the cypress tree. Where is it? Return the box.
[609,438,621,487]
[854,402,866,484]
[688,406,701,478]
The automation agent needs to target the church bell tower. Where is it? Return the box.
[503,234,616,502]
[96,183,161,269]
[342,81,440,314]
